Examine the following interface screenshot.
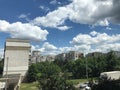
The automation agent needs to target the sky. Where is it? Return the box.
[0,0,120,57]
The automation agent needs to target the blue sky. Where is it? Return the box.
[0,0,120,56]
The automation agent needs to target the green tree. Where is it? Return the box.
[36,62,75,90]
[72,59,86,78]
[88,55,107,77]
[106,51,120,71]
[27,64,39,82]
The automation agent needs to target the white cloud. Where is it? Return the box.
[42,42,57,51]
[70,31,120,45]
[69,31,120,53]
[95,43,120,53]
[19,14,28,19]
[59,45,91,53]
[18,13,31,22]
[39,5,50,12]
[31,33,120,55]
[31,30,120,55]
[32,0,120,30]
[106,27,112,30]
[90,31,98,36]
[32,6,70,30]
[32,42,58,55]
[57,26,71,30]
[50,0,61,5]
[0,20,49,41]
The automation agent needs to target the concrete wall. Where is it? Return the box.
[3,39,31,77]
[100,71,120,80]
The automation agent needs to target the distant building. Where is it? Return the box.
[55,53,66,61]
[39,55,55,62]
[112,51,120,58]
[86,52,103,58]
[30,50,55,63]
[3,38,31,80]
[66,51,83,60]
[46,55,55,62]
[55,51,83,61]
[30,50,41,64]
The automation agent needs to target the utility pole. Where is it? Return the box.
[85,57,88,79]
[5,57,9,90]
[84,52,88,79]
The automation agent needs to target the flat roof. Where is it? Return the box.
[6,38,30,43]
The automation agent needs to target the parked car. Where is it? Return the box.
[79,82,91,90]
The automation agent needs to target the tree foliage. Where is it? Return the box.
[54,51,120,79]
[27,61,75,90]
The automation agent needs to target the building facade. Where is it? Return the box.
[66,51,83,60]
[55,51,83,61]
[30,50,41,64]
[30,50,55,63]
[86,52,103,58]
[3,39,31,79]
[55,53,66,61]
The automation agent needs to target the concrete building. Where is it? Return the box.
[30,50,41,64]
[39,55,55,62]
[55,51,83,61]
[30,50,56,63]
[66,51,83,60]
[86,52,103,58]
[3,38,31,79]
[55,53,66,61]
[46,55,55,62]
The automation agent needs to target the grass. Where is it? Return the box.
[20,82,39,90]
[67,77,98,85]
[20,78,97,90]
[20,79,88,90]
[67,78,88,85]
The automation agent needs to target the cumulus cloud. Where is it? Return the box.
[59,45,91,53]
[69,31,120,53]
[42,42,57,51]
[32,0,120,30]
[0,20,49,41]
[32,42,58,55]
[31,30,120,55]
[70,31,120,45]
[30,29,120,55]
[90,31,98,36]
[32,6,70,30]
[98,43,120,52]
